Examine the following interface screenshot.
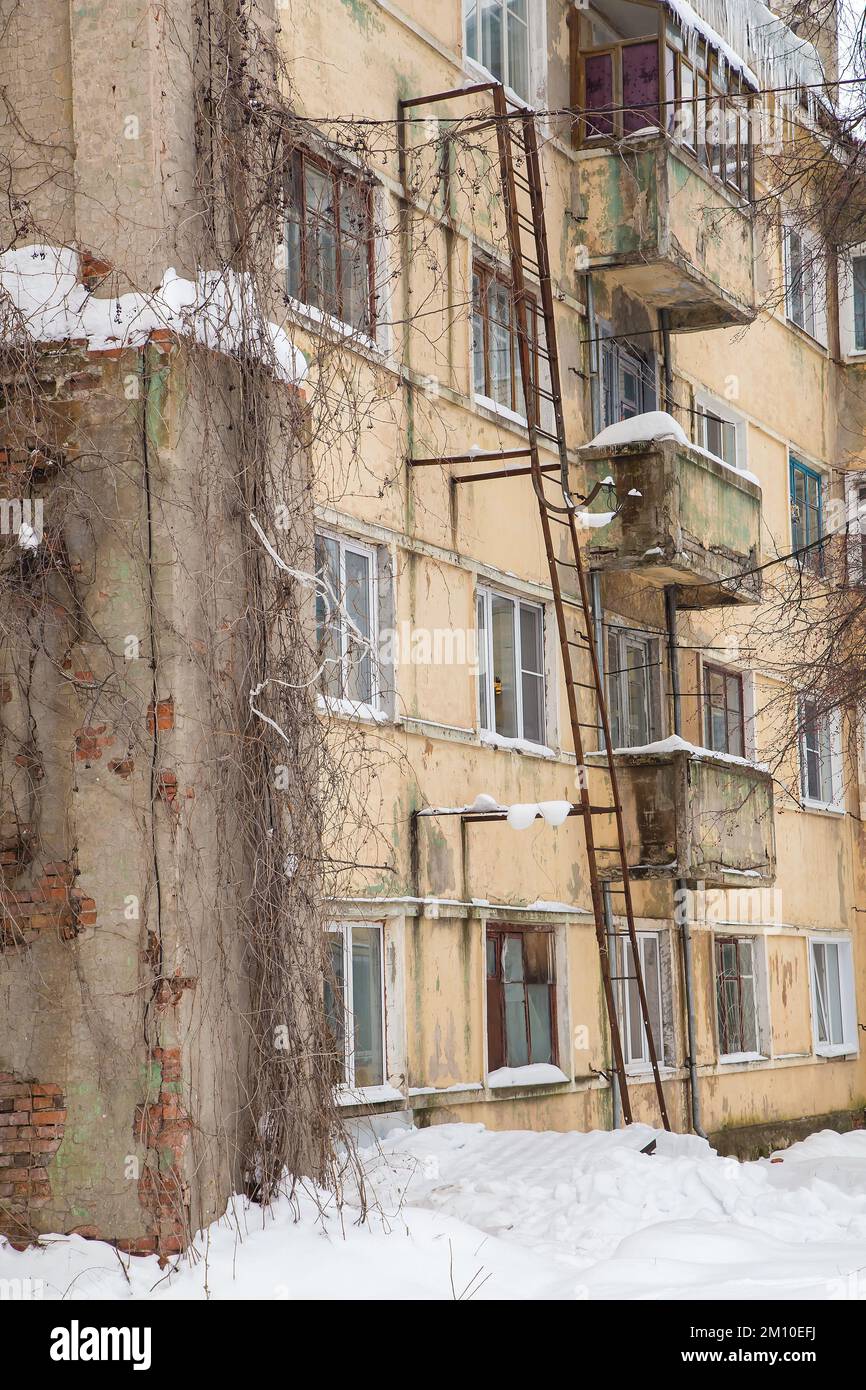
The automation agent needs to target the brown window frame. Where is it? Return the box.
[472,260,539,419]
[485,924,557,1073]
[285,146,377,334]
[703,661,745,757]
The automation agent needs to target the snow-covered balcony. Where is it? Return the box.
[579,412,762,608]
[587,735,776,888]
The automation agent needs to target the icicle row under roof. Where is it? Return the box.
[663,0,825,99]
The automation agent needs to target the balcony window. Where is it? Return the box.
[703,663,745,757]
[600,333,655,427]
[325,923,385,1088]
[790,456,824,573]
[696,404,738,468]
[285,148,375,334]
[464,0,530,102]
[477,586,545,745]
[486,926,556,1071]
[606,627,662,750]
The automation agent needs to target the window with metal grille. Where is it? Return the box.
[486,927,556,1071]
[715,936,759,1057]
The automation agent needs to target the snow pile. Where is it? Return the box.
[590,732,764,770]
[0,245,307,385]
[487,1064,569,1088]
[4,1123,866,1300]
[506,799,573,830]
[587,410,689,451]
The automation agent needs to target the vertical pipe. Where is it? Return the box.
[586,273,602,436]
[592,568,621,1129]
[665,585,706,1138]
[660,307,674,414]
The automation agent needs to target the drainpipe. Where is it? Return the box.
[586,273,602,436]
[591,568,621,1130]
[665,585,706,1139]
[660,308,674,414]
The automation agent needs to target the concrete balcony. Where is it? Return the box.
[579,135,756,331]
[588,737,776,888]
[580,425,762,607]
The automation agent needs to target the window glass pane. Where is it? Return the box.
[465,0,478,62]
[523,931,552,984]
[679,61,695,147]
[304,166,338,315]
[504,983,529,1066]
[324,931,346,1084]
[350,926,383,1086]
[625,640,650,746]
[854,256,866,350]
[340,184,370,332]
[488,279,513,409]
[726,674,745,756]
[486,934,497,977]
[665,47,677,135]
[477,593,490,731]
[286,207,302,302]
[502,934,525,982]
[315,534,343,699]
[624,940,644,1060]
[527,984,553,1063]
[519,603,544,744]
[607,629,624,748]
[826,943,844,1044]
[813,943,830,1043]
[788,230,805,327]
[344,548,373,704]
[622,40,660,134]
[472,271,486,396]
[492,595,518,737]
[696,73,707,163]
[506,0,529,101]
[481,0,504,82]
[585,53,614,137]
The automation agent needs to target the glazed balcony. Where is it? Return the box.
[588,738,776,888]
[580,418,762,608]
[573,10,757,329]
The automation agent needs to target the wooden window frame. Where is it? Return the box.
[485,924,558,1073]
[472,260,539,419]
[606,626,662,750]
[285,147,377,335]
[703,661,745,757]
[790,455,824,574]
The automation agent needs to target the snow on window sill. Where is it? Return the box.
[285,295,383,359]
[486,1064,569,1089]
[335,1083,405,1107]
[317,694,389,724]
[473,393,529,429]
[814,1043,858,1060]
[718,1051,768,1066]
[479,729,556,759]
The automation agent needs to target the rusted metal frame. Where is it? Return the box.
[409,448,531,466]
[490,88,637,1123]
[566,517,671,1129]
[452,463,560,484]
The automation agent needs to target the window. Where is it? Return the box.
[696,405,738,468]
[784,226,824,343]
[606,627,662,749]
[325,923,385,1088]
[799,698,842,808]
[285,148,375,334]
[477,586,545,744]
[790,457,824,573]
[581,39,660,141]
[853,255,866,351]
[846,472,866,583]
[315,532,377,707]
[703,663,745,757]
[464,0,530,102]
[601,334,655,427]
[715,936,761,1057]
[472,262,538,418]
[486,926,556,1071]
[809,938,857,1056]
[616,931,665,1070]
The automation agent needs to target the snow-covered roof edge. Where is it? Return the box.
[664,0,825,100]
[0,245,307,386]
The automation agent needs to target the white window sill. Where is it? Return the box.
[473,393,528,429]
[335,1083,405,1107]
[718,1051,768,1066]
[317,694,389,724]
[479,729,555,759]
[800,797,845,817]
[784,314,828,352]
[486,1064,569,1089]
[814,1044,859,1060]
[285,296,384,360]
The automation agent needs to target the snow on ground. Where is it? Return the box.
[3,1123,866,1301]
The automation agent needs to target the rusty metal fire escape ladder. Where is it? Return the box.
[401,84,670,1131]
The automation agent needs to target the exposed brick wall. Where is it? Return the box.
[133,1045,191,1257]
[0,861,96,949]
[0,1075,65,1243]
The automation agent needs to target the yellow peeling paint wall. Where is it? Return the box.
[281,0,866,1148]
